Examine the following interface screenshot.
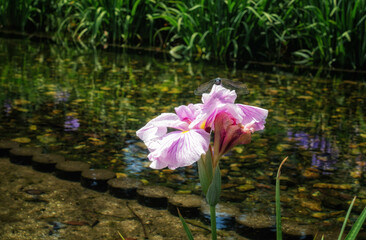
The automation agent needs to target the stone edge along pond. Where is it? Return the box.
[0,139,346,240]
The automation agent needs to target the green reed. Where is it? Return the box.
[0,0,34,31]
[0,0,365,68]
[291,0,366,68]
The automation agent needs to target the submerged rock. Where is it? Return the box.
[302,168,321,179]
[235,212,275,239]
[81,169,116,192]
[282,220,315,240]
[23,189,45,195]
[108,177,142,199]
[300,199,322,211]
[313,183,353,190]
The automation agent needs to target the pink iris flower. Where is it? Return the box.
[136,84,268,170]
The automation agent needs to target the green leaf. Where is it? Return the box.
[275,175,282,240]
[206,165,221,206]
[345,205,366,240]
[178,208,194,240]
[338,197,356,240]
[169,45,185,59]
[276,157,288,240]
[117,231,125,240]
[131,0,142,17]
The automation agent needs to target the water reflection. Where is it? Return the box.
[54,90,70,104]
[287,131,339,173]
[123,140,146,174]
[3,100,12,116]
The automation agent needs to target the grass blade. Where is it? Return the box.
[345,205,366,240]
[177,208,194,240]
[117,231,125,240]
[338,196,356,240]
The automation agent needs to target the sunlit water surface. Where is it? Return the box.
[0,38,365,236]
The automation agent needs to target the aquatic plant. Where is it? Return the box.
[52,0,157,46]
[0,0,33,31]
[0,0,365,68]
[137,83,268,239]
[154,0,366,68]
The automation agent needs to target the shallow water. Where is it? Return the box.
[0,37,365,237]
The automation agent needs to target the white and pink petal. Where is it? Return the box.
[147,129,210,170]
[237,104,268,132]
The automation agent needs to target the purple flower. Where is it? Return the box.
[64,116,80,131]
[136,84,268,170]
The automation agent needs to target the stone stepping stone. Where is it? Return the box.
[137,185,174,209]
[282,220,315,240]
[9,147,42,165]
[108,177,142,199]
[201,201,239,230]
[235,212,275,239]
[81,169,116,192]
[55,161,90,181]
[0,140,19,157]
[32,153,65,172]
[168,194,202,219]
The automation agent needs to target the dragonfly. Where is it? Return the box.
[194,77,249,95]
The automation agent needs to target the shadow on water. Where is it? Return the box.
[0,37,365,239]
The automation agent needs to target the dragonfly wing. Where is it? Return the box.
[194,79,215,95]
[221,78,249,94]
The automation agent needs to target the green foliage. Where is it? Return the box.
[0,0,34,31]
[0,0,365,68]
[275,157,287,240]
[344,204,366,240]
[177,209,194,240]
[197,149,213,196]
[338,197,357,240]
[205,165,221,207]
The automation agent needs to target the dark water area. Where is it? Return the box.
[0,37,365,238]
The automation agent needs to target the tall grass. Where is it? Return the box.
[54,0,156,47]
[0,0,34,31]
[292,0,366,68]
[0,0,365,69]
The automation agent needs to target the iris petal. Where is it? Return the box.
[237,104,268,132]
[148,129,210,170]
[175,104,202,123]
[136,113,189,141]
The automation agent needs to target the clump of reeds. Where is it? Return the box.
[0,0,365,69]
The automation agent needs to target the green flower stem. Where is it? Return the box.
[276,157,288,240]
[210,204,217,240]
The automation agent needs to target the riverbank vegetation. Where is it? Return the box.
[0,0,365,69]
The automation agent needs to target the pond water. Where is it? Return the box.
[0,37,365,237]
